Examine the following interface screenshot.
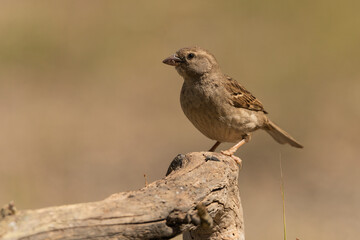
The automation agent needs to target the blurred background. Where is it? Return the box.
[0,1,359,239]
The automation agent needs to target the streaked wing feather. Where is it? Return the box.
[224,75,267,113]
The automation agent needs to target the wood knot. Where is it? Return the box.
[1,201,16,220]
[166,209,191,227]
[166,154,186,176]
[196,203,213,228]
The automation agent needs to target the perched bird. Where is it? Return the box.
[163,47,303,164]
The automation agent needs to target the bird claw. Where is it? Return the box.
[221,150,242,167]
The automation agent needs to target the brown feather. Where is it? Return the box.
[224,75,267,113]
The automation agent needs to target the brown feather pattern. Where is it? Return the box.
[224,75,268,114]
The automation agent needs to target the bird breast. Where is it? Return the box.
[180,81,266,142]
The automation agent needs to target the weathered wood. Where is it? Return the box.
[0,152,244,240]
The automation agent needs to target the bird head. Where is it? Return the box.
[163,47,220,79]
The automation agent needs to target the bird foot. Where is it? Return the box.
[221,150,242,167]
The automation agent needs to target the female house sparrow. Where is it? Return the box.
[163,47,303,164]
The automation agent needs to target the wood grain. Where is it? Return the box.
[0,152,244,240]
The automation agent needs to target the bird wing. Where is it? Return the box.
[224,75,267,113]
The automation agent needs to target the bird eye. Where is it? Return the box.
[187,53,195,60]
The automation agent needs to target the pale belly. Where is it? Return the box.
[180,84,266,143]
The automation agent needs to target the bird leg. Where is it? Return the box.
[209,141,221,152]
[221,134,251,166]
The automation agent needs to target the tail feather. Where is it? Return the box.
[264,120,303,148]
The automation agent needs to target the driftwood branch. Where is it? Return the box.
[0,152,244,240]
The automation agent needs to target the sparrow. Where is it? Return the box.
[163,47,303,165]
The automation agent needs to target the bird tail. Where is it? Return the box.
[264,120,303,148]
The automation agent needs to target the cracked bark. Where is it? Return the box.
[0,152,244,240]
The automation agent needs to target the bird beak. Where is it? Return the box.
[162,54,183,66]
